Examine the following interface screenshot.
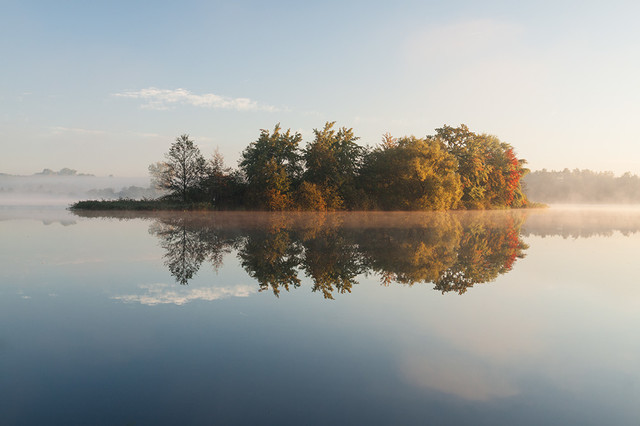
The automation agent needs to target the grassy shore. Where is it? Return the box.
[69,199,218,211]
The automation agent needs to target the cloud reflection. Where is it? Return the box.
[400,352,519,401]
[113,283,256,306]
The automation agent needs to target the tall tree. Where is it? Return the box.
[302,122,364,209]
[149,134,207,202]
[239,124,302,210]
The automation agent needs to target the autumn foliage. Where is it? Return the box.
[148,123,529,211]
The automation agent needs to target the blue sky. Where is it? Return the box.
[2,0,640,176]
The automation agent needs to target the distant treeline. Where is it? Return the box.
[523,169,640,203]
[137,123,530,211]
[1,168,95,177]
[35,168,94,177]
[0,183,160,201]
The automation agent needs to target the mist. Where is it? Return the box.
[523,169,640,204]
[0,173,161,206]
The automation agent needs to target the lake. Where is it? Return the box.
[1,206,640,425]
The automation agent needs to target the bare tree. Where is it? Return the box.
[149,134,207,202]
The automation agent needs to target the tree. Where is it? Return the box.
[200,148,246,207]
[239,124,302,210]
[360,135,463,210]
[303,122,364,209]
[149,134,207,202]
[430,124,529,209]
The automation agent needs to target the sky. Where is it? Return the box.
[2,0,640,177]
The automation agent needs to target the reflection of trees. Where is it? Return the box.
[234,215,364,299]
[238,217,302,296]
[358,214,461,286]
[86,211,529,296]
[522,209,640,238]
[300,221,364,299]
[433,216,528,294]
[356,213,528,294]
[149,217,234,285]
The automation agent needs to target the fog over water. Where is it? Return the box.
[5,204,640,232]
[523,204,640,237]
[0,174,157,205]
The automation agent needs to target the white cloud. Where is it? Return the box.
[113,87,280,112]
[113,283,257,306]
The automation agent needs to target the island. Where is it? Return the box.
[71,123,533,211]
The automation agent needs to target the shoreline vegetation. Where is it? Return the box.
[71,123,538,212]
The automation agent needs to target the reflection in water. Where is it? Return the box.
[112,283,256,305]
[522,205,640,238]
[149,217,233,285]
[0,207,77,226]
[239,219,303,296]
[301,222,363,299]
[78,206,640,297]
[15,208,640,424]
[84,211,529,297]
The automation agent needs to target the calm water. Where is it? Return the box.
[1,207,640,425]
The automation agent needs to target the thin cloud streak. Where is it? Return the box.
[113,87,280,112]
[50,126,107,135]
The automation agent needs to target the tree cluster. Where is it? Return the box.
[150,123,529,211]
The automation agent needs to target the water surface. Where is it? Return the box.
[1,207,639,425]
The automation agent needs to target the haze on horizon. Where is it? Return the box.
[2,0,640,177]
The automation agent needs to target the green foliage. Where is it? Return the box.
[303,122,364,208]
[239,124,302,210]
